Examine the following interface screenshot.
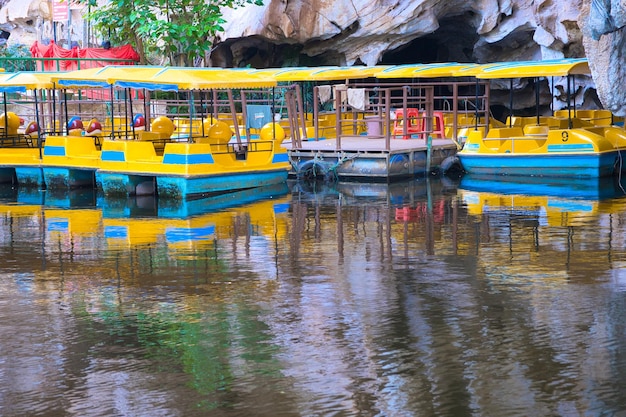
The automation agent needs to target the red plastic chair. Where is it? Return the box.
[393,108,422,139]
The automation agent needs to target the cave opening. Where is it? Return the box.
[380,15,478,65]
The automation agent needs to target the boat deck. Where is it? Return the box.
[282,136,459,152]
[282,136,460,180]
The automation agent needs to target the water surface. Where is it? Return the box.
[1,176,626,416]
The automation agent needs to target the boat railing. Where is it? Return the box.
[0,133,37,148]
[300,79,490,150]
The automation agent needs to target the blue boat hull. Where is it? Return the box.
[458,151,620,178]
[97,169,290,200]
[43,166,96,189]
[15,166,45,188]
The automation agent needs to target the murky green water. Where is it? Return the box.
[1,175,626,416]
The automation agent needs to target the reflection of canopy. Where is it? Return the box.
[30,40,140,71]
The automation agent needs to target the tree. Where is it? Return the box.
[80,0,263,66]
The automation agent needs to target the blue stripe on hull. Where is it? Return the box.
[101,150,126,162]
[458,152,619,178]
[157,170,289,199]
[272,153,289,163]
[163,153,215,164]
[97,169,289,200]
[43,146,66,157]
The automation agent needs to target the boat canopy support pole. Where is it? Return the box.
[227,89,242,145]
[567,75,573,129]
[2,92,7,139]
[109,85,114,137]
[128,88,136,139]
[63,89,69,135]
[535,77,540,126]
[313,86,319,141]
[34,90,42,158]
[241,91,250,142]
[384,87,391,150]
[508,79,513,128]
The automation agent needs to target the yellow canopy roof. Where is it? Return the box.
[252,66,387,82]
[0,72,56,92]
[51,65,165,88]
[376,62,477,79]
[113,67,277,90]
[474,58,590,79]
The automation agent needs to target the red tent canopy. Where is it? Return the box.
[30,40,140,71]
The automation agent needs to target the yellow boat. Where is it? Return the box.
[457,59,626,178]
[49,66,292,199]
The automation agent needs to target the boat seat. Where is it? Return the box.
[486,127,524,138]
[523,124,549,136]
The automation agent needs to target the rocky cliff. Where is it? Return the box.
[216,0,624,115]
[1,0,625,115]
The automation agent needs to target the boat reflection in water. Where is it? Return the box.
[458,173,626,282]
[100,183,291,257]
[5,176,626,416]
[0,182,291,274]
[459,173,626,223]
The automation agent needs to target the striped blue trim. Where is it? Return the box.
[115,81,179,92]
[47,219,69,232]
[0,86,27,93]
[57,80,110,88]
[547,143,594,153]
[165,225,215,242]
[273,203,289,214]
[43,146,66,156]
[272,153,289,163]
[104,225,128,239]
[162,153,214,164]
[102,150,126,162]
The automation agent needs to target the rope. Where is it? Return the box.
[326,152,359,182]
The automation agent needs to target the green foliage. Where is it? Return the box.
[0,44,36,71]
[79,0,263,66]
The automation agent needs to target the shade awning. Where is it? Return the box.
[473,58,590,79]
[251,66,388,82]
[0,72,56,92]
[113,67,278,91]
[51,65,165,88]
[376,63,478,79]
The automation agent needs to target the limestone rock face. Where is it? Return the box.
[580,0,626,115]
[213,0,608,112]
[0,0,48,46]
[0,0,85,49]
[1,0,624,113]
[218,0,585,65]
